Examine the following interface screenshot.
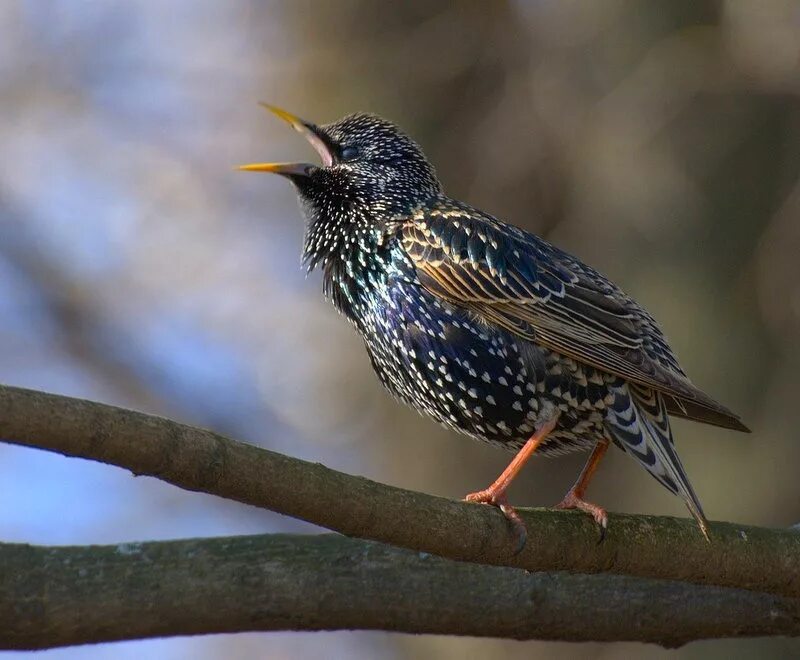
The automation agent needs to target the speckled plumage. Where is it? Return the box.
[242,108,749,538]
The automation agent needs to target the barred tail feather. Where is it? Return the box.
[604,381,710,540]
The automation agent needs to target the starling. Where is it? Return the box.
[240,104,749,547]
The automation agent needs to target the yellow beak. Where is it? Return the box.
[259,103,308,133]
[238,103,334,174]
[236,162,313,175]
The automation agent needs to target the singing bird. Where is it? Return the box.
[240,105,749,547]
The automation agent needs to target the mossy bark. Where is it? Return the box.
[1,534,799,649]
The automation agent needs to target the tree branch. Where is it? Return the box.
[1,381,800,646]
[1,383,798,599]
[2,533,799,650]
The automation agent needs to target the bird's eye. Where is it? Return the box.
[339,145,360,162]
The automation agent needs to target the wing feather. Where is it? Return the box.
[401,202,749,432]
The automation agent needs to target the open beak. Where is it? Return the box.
[237,104,334,177]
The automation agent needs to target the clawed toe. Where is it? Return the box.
[465,488,495,505]
[464,488,528,554]
[555,490,608,542]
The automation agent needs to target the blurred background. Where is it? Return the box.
[1,1,799,658]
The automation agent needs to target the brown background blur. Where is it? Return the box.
[1,1,799,658]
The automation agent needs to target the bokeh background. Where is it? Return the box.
[1,1,799,658]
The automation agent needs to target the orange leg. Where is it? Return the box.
[465,415,559,552]
[554,437,610,539]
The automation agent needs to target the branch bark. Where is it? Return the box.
[3,533,799,650]
[1,382,799,648]
[1,383,798,597]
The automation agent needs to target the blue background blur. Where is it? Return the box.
[2,1,800,658]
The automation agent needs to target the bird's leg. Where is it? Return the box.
[554,437,610,539]
[465,415,559,551]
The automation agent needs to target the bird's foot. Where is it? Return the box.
[554,490,608,542]
[465,487,527,554]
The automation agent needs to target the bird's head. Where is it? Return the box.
[239,105,442,219]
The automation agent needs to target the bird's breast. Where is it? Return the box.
[357,275,561,444]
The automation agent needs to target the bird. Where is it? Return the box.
[239,104,749,549]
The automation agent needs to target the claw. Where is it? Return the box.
[465,488,527,554]
[597,517,608,545]
[555,489,608,541]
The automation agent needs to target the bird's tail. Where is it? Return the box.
[604,380,710,540]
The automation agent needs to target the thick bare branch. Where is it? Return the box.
[2,533,799,650]
[0,382,799,601]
